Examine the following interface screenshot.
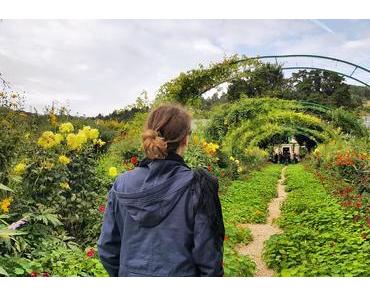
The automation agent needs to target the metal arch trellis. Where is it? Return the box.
[238,54,370,88]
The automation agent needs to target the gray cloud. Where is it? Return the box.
[0,20,369,116]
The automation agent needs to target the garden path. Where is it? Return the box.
[236,166,287,276]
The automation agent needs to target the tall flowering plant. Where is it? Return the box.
[12,122,107,242]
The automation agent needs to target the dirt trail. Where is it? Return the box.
[236,166,287,277]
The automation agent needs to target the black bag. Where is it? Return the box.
[193,168,225,244]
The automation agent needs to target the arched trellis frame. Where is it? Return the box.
[155,54,370,105]
[244,54,370,87]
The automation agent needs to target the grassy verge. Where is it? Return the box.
[222,164,282,276]
[263,164,370,276]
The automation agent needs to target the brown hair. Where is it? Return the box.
[142,104,191,159]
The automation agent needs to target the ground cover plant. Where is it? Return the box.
[263,164,370,276]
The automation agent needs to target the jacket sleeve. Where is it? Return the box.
[192,173,224,277]
[97,190,121,277]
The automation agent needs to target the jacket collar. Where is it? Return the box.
[138,152,190,169]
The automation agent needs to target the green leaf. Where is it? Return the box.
[0,183,14,192]
[0,266,9,276]
[14,268,24,275]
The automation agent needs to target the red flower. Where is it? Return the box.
[341,201,352,207]
[220,170,225,177]
[30,272,38,277]
[224,235,229,241]
[86,248,95,258]
[355,201,362,209]
[42,272,50,277]
[207,165,212,172]
[98,204,106,214]
[130,156,138,166]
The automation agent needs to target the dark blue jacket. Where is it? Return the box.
[97,153,224,277]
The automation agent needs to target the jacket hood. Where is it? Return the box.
[112,154,194,227]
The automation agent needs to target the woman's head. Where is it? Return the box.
[142,104,191,159]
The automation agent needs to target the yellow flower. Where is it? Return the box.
[59,182,70,190]
[193,135,199,145]
[41,161,54,170]
[66,133,79,150]
[76,130,88,145]
[55,133,64,144]
[229,156,235,161]
[58,155,71,165]
[14,162,26,175]
[202,141,219,156]
[82,126,99,140]
[59,122,74,134]
[49,113,58,126]
[0,197,12,213]
[66,131,87,150]
[93,139,106,147]
[108,167,118,177]
[37,131,61,149]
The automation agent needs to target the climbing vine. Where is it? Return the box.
[155,55,260,106]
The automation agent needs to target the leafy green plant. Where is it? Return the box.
[263,164,370,276]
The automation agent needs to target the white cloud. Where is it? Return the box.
[0,20,368,116]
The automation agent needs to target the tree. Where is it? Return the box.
[288,70,358,108]
[226,63,285,101]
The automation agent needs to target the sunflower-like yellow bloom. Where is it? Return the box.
[59,122,74,134]
[0,197,12,213]
[14,162,26,175]
[108,167,118,177]
[58,155,71,165]
[37,131,62,149]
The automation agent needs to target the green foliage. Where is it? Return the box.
[222,164,282,224]
[286,69,358,108]
[34,243,107,277]
[155,55,260,106]
[263,164,370,276]
[310,137,369,193]
[330,108,368,137]
[223,243,256,277]
[207,98,341,165]
[227,63,285,101]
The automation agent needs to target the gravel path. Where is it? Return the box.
[236,166,287,277]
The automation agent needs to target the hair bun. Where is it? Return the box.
[142,129,167,159]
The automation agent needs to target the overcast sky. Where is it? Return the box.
[0,19,369,116]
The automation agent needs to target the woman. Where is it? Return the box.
[98,104,224,277]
